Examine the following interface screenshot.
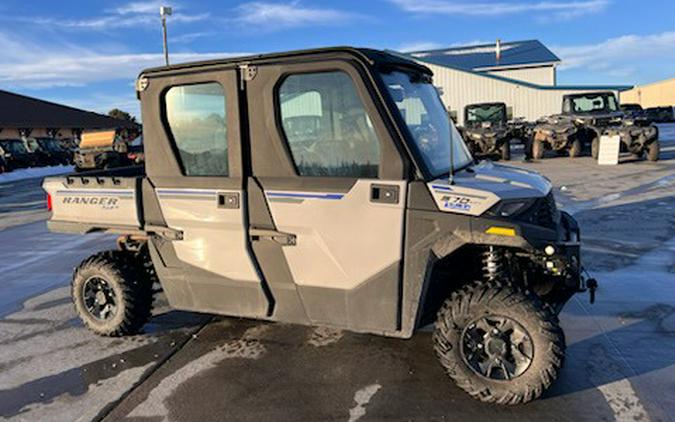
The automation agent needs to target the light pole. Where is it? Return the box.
[160,6,173,66]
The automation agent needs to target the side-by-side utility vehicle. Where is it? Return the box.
[44,48,592,405]
[531,91,659,161]
[459,102,516,161]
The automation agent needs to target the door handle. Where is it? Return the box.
[370,184,399,204]
[217,193,240,209]
[250,228,296,246]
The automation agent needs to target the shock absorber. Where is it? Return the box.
[482,246,508,282]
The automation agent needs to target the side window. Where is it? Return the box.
[278,71,380,178]
[164,82,228,176]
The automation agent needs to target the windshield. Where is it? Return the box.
[0,140,28,154]
[564,93,618,113]
[381,70,473,178]
[466,104,506,125]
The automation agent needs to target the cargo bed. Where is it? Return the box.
[43,166,146,235]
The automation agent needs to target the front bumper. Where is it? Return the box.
[606,125,658,152]
[474,210,583,289]
[541,211,582,290]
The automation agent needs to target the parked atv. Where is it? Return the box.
[74,130,133,172]
[35,137,73,165]
[531,115,582,159]
[460,102,515,160]
[645,106,675,123]
[620,103,646,120]
[531,92,659,161]
[0,139,37,170]
[24,137,71,166]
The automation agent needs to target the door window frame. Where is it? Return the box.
[140,67,244,189]
[248,59,406,190]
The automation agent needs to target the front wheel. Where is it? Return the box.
[532,138,545,160]
[500,140,511,161]
[433,280,565,405]
[72,250,154,336]
[569,139,582,158]
[647,141,660,162]
[591,137,600,159]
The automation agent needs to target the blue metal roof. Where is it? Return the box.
[405,39,560,71]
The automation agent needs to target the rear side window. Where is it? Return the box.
[278,71,380,178]
[164,82,228,176]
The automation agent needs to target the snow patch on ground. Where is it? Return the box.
[307,326,344,347]
[348,384,382,422]
[0,166,73,185]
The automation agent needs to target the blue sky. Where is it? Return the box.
[1,0,674,119]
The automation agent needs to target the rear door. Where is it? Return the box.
[140,67,270,318]
[246,58,408,333]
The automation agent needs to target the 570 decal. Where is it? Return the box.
[441,195,474,211]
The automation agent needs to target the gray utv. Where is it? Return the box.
[43,47,591,405]
[531,91,659,161]
[459,102,515,161]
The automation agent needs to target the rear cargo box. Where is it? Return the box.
[43,176,142,233]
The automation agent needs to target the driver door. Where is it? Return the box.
[246,59,409,333]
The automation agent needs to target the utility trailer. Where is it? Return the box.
[44,47,594,405]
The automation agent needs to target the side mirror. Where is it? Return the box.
[506,106,514,120]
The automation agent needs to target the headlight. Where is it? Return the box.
[488,199,535,217]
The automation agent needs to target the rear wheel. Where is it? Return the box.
[647,141,660,162]
[532,139,545,160]
[569,139,582,158]
[433,280,565,405]
[72,250,154,336]
[500,140,511,161]
[591,137,600,159]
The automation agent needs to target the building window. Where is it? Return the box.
[164,82,228,176]
[278,71,380,178]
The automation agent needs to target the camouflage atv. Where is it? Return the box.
[531,92,659,161]
[460,102,515,161]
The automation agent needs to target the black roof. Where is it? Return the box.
[405,40,560,71]
[0,90,138,130]
[141,46,429,76]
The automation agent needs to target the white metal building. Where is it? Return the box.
[399,40,631,125]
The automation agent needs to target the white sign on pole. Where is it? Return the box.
[598,135,621,165]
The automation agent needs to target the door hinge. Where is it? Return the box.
[145,224,184,241]
[239,64,257,89]
[250,228,296,246]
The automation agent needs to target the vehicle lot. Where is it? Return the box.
[1,125,674,422]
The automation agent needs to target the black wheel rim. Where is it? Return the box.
[82,276,118,320]
[460,315,534,380]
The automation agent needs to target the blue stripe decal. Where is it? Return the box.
[431,185,452,192]
[156,189,217,198]
[266,192,344,200]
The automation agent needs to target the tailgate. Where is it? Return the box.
[43,176,142,233]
